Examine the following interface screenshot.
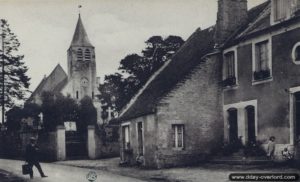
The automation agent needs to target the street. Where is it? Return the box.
[0,159,146,182]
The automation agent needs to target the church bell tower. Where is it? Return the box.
[67,14,97,100]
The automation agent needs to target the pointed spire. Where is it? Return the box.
[70,14,93,47]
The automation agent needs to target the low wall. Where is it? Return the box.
[88,125,120,159]
[0,129,59,162]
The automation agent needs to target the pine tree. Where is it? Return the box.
[0,19,30,113]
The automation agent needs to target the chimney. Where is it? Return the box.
[215,0,248,45]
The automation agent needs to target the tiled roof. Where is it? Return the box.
[119,27,216,121]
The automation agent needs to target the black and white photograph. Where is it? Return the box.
[1,0,300,181]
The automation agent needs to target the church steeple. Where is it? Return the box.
[70,14,93,47]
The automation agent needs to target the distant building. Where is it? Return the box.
[119,0,300,168]
[28,15,102,123]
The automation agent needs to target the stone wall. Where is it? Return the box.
[88,125,120,159]
[120,114,157,167]
[154,54,223,168]
[0,129,60,162]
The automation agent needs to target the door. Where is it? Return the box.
[137,122,144,155]
[246,105,256,144]
[228,108,238,144]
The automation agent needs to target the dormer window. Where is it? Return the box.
[272,0,300,23]
[77,48,83,61]
[85,49,91,61]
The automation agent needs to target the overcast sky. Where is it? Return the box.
[0,0,266,92]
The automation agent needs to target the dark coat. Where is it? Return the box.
[25,144,39,163]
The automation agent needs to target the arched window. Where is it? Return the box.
[292,42,300,64]
[77,48,83,61]
[85,49,91,61]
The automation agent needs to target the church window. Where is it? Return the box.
[172,124,184,149]
[85,49,91,61]
[92,92,94,99]
[77,48,83,61]
[76,91,79,99]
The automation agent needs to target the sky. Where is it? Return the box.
[0,0,266,93]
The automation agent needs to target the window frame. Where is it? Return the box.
[292,42,300,65]
[252,37,273,85]
[122,123,131,150]
[223,47,238,88]
[172,124,184,150]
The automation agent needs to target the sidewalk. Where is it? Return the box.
[55,157,300,182]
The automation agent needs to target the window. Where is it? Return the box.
[292,42,300,64]
[123,125,130,150]
[273,0,300,23]
[223,51,237,87]
[172,124,184,149]
[253,40,271,81]
[85,49,91,61]
[76,91,79,99]
[274,0,288,21]
[77,48,83,61]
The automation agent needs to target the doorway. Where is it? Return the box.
[137,122,144,155]
[228,108,238,144]
[246,105,256,144]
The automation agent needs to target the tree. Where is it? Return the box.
[0,19,30,115]
[99,35,184,112]
[5,106,23,132]
[78,96,97,133]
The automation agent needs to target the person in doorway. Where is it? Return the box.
[25,137,48,179]
[267,136,276,160]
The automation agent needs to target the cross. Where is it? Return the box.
[107,107,113,121]
[78,5,82,16]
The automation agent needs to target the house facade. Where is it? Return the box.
[119,0,300,168]
[222,0,300,157]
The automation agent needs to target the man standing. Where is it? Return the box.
[25,137,48,179]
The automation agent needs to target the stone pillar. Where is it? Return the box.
[56,125,66,160]
[88,125,97,159]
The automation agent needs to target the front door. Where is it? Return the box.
[246,105,256,144]
[228,108,238,144]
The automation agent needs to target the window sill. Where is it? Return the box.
[223,84,239,91]
[172,147,184,151]
[252,77,273,85]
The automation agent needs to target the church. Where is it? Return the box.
[28,14,102,123]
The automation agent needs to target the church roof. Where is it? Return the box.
[70,15,93,47]
[28,64,68,102]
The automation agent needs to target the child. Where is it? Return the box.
[267,136,276,160]
[282,147,293,160]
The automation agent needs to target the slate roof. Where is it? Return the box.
[70,15,93,47]
[119,27,216,121]
[28,64,68,102]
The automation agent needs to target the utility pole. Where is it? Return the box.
[1,21,4,124]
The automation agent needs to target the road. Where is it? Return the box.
[0,159,146,182]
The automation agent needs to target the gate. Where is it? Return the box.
[65,131,87,159]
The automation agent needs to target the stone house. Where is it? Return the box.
[119,0,300,168]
